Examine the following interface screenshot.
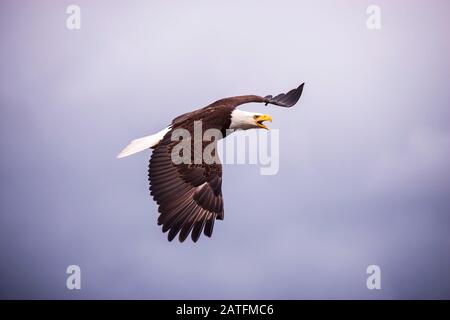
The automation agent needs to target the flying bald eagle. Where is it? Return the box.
[118,83,304,242]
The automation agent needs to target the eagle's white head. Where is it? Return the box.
[229,109,273,130]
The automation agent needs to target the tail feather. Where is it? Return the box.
[117,127,170,158]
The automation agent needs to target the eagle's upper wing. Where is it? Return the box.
[204,82,305,111]
[172,83,305,126]
[148,133,223,242]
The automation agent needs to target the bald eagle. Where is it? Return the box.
[118,83,304,242]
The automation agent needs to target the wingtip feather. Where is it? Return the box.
[265,82,305,108]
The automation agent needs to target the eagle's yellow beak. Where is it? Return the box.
[255,114,272,129]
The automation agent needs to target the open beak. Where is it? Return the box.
[255,114,272,130]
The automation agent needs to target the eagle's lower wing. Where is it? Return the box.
[148,134,224,242]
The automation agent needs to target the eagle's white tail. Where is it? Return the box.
[117,127,170,158]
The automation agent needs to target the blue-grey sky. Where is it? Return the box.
[1,0,449,299]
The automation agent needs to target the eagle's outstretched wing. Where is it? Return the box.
[148,133,223,242]
[199,82,305,110]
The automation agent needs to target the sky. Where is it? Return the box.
[0,0,449,299]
